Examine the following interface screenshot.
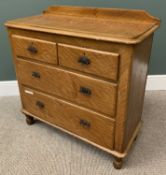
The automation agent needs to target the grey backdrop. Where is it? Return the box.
[0,0,165,80]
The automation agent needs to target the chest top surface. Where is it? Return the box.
[5,6,160,44]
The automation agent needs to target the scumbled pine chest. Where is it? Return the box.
[5,6,160,169]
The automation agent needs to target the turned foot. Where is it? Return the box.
[25,115,35,125]
[113,157,123,169]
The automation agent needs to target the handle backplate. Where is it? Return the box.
[80,119,91,129]
[80,87,91,96]
[36,101,45,108]
[32,71,40,79]
[78,56,91,65]
[27,45,38,54]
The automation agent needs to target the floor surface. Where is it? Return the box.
[0,91,166,175]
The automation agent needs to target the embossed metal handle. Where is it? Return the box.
[78,56,91,65]
[27,45,38,54]
[80,87,91,96]
[80,119,91,128]
[32,71,40,79]
[36,101,45,108]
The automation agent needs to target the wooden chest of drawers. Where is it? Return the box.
[5,6,160,169]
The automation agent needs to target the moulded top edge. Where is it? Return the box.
[5,6,160,44]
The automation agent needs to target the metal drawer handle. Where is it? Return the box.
[27,45,38,54]
[36,101,45,108]
[80,119,91,128]
[32,71,40,79]
[78,56,91,65]
[80,87,91,96]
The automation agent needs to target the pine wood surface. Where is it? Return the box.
[16,58,117,117]
[21,86,115,149]
[12,35,57,64]
[5,6,160,44]
[5,6,160,169]
[58,43,119,81]
[122,35,153,150]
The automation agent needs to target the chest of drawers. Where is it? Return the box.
[5,6,160,169]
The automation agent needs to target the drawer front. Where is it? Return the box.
[22,87,115,149]
[58,44,119,80]
[12,35,57,64]
[16,59,117,116]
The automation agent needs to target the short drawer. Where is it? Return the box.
[12,35,57,64]
[16,59,117,116]
[58,44,119,81]
[22,87,115,149]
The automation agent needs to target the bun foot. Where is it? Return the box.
[25,115,35,125]
[113,157,123,169]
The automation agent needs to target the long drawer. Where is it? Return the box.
[58,43,119,81]
[12,35,57,64]
[22,87,115,149]
[16,59,117,116]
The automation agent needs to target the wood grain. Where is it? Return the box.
[12,35,57,64]
[122,35,153,150]
[114,44,134,152]
[114,35,154,152]
[5,6,160,44]
[5,6,160,168]
[22,86,115,149]
[16,58,117,117]
[44,6,160,23]
[58,43,119,81]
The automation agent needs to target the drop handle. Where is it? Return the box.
[78,56,91,65]
[80,119,91,129]
[27,45,38,54]
[36,101,45,109]
[80,87,92,96]
[32,71,40,79]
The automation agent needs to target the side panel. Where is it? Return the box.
[122,35,153,150]
[114,45,134,152]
